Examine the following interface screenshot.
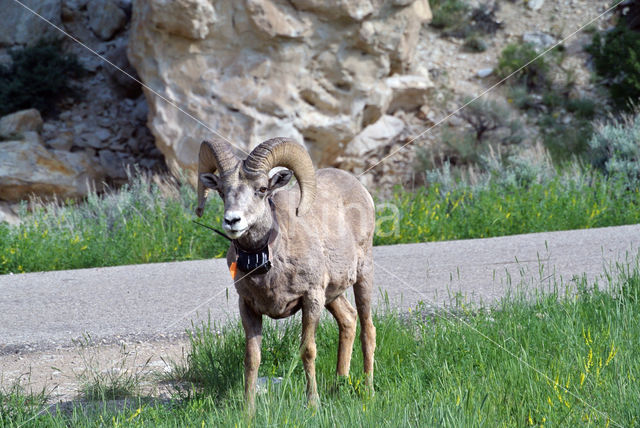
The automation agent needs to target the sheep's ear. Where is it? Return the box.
[268,170,292,191]
[200,173,221,190]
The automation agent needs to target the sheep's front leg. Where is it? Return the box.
[354,259,376,392]
[301,295,324,406]
[240,298,263,416]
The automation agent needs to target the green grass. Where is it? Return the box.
[375,172,640,245]
[0,174,227,274]
[1,169,640,274]
[3,261,640,427]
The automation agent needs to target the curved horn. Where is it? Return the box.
[196,139,238,217]
[243,138,317,216]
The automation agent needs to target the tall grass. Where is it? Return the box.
[5,261,640,426]
[1,164,640,274]
[0,173,226,274]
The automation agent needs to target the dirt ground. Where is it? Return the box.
[1,338,189,405]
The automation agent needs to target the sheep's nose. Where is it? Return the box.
[224,213,241,226]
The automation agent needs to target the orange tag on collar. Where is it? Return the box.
[229,262,237,279]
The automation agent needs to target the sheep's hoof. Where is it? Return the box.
[307,393,320,409]
[244,398,256,419]
[364,374,375,398]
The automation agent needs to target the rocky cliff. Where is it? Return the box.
[128,0,432,177]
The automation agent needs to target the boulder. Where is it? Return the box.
[128,0,432,176]
[0,133,105,202]
[0,109,43,136]
[0,0,62,47]
[345,115,405,157]
[88,0,127,40]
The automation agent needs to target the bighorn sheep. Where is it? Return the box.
[196,137,376,411]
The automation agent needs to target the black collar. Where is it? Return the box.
[192,199,278,276]
[232,198,278,275]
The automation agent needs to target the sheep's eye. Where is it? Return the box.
[258,186,268,194]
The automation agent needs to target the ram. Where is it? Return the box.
[196,137,376,412]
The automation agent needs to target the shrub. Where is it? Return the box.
[0,40,84,117]
[432,0,501,49]
[566,97,597,120]
[463,35,487,52]
[458,97,523,145]
[430,0,470,30]
[587,24,640,111]
[539,114,593,161]
[507,85,539,111]
[497,42,549,89]
[588,113,640,182]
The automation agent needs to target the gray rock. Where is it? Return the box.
[0,0,62,47]
[88,0,127,40]
[62,0,88,10]
[138,158,158,170]
[47,131,74,151]
[126,137,140,153]
[522,31,556,52]
[477,67,494,78]
[42,123,57,134]
[95,127,111,141]
[527,0,544,11]
[99,149,127,179]
[132,99,149,122]
[76,131,106,149]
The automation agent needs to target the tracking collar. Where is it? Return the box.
[232,198,278,276]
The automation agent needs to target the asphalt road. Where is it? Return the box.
[1,224,638,353]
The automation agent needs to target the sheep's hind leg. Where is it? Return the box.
[354,260,376,392]
[301,295,324,406]
[326,295,357,377]
[240,298,263,417]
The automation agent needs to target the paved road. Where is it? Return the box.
[1,224,638,352]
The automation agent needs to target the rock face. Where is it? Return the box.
[0,0,63,47]
[128,0,432,176]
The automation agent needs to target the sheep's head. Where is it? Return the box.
[196,137,317,239]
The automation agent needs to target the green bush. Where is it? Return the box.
[0,40,84,117]
[566,97,597,120]
[430,0,470,30]
[587,24,640,111]
[539,114,593,161]
[497,42,549,89]
[463,35,488,52]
